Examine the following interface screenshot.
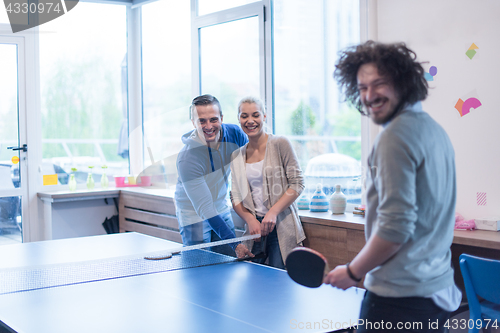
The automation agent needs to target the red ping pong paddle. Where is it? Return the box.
[285,247,329,288]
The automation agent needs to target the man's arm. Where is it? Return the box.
[205,214,252,258]
[324,129,418,289]
[323,234,402,289]
[177,152,237,242]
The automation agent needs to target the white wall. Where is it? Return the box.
[376,0,500,220]
[51,199,116,240]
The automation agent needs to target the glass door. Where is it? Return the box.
[0,35,29,244]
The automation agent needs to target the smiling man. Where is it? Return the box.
[323,41,461,332]
[174,94,251,258]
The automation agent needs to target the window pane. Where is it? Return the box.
[200,17,260,125]
[142,0,192,168]
[198,0,258,16]
[0,44,19,189]
[39,3,128,185]
[274,0,361,202]
[0,45,23,242]
[0,196,21,245]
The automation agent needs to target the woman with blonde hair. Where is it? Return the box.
[230,96,306,268]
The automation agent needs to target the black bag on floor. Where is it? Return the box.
[102,198,120,234]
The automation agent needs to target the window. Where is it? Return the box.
[0,43,22,241]
[139,0,362,203]
[273,0,361,202]
[0,44,18,175]
[39,3,128,186]
[199,16,261,125]
[192,2,266,125]
[142,0,192,170]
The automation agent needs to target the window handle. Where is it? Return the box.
[7,144,27,152]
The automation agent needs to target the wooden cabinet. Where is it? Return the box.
[301,220,365,269]
[299,211,366,286]
[119,189,182,243]
[118,188,246,244]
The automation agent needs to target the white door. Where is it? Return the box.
[0,32,30,243]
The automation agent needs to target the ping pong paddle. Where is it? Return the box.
[285,247,329,288]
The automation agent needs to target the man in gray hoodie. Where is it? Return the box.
[174,94,251,258]
[324,41,460,332]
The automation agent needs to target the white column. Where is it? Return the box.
[127,7,144,176]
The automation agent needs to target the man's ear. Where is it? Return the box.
[191,119,196,128]
[220,114,223,122]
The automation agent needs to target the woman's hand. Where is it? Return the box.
[235,243,254,259]
[247,218,262,241]
[261,211,278,236]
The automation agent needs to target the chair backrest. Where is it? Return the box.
[460,253,500,305]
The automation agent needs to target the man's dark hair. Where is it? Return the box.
[334,41,428,115]
[190,94,222,119]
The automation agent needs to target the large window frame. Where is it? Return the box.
[136,0,373,202]
[7,0,374,240]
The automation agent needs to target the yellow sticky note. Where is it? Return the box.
[468,43,479,50]
[43,174,58,185]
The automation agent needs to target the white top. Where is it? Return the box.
[245,160,268,216]
[428,284,462,312]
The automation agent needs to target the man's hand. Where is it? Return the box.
[235,243,254,259]
[261,211,278,236]
[323,265,358,290]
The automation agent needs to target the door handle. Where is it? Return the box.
[7,144,27,152]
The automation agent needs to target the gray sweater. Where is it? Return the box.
[364,106,457,297]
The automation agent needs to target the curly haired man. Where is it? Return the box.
[324,41,461,332]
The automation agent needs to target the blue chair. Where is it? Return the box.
[460,253,500,333]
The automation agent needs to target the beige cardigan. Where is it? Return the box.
[230,134,306,262]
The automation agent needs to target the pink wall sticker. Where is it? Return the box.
[477,192,487,206]
[454,97,482,117]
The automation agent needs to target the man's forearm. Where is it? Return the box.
[348,234,402,279]
[206,214,236,245]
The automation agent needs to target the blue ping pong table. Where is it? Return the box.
[0,232,364,333]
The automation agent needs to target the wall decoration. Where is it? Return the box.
[477,192,487,206]
[424,66,437,81]
[466,43,478,60]
[454,97,482,117]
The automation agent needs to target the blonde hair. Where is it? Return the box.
[237,96,266,116]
